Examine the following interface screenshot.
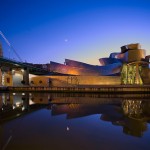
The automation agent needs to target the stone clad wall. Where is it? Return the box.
[2,71,13,86]
[75,76,121,85]
[12,71,23,86]
[30,75,121,87]
[141,68,150,84]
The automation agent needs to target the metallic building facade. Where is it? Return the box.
[50,43,149,79]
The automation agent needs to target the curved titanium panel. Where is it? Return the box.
[145,55,150,62]
[50,61,100,75]
[114,51,128,62]
[121,43,141,53]
[49,43,147,77]
[99,57,122,66]
[65,59,99,70]
[128,49,146,62]
[109,53,120,58]
[50,61,122,76]
[98,62,122,76]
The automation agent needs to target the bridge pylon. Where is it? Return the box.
[22,68,29,86]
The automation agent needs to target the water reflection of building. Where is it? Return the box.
[1,93,150,137]
[0,92,50,121]
[122,100,143,118]
[49,96,150,137]
[121,99,150,137]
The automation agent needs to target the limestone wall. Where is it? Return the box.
[12,71,23,86]
[141,68,150,84]
[30,75,121,87]
[75,76,121,85]
[3,71,13,86]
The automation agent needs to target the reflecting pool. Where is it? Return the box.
[1,92,150,150]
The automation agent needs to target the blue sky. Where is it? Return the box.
[0,0,150,64]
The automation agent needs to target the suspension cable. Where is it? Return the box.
[0,31,23,62]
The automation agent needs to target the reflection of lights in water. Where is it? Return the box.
[16,114,20,117]
[16,102,21,107]
[2,94,5,103]
[22,93,25,96]
[22,106,25,111]
[122,100,142,117]
[13,93,16,95]
[13,102,23,110]
[2,73,5,85]
[29,100,35,105]
[67,126,70,131]
[21,69,24,72]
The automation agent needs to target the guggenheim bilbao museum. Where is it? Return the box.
[31,43,150,86]
[1,43,150,86]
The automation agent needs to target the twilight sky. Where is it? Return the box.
[0,0,150,64]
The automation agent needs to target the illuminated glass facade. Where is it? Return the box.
[121,63,143,85]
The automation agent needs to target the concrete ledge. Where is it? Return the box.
[2,85,150,93]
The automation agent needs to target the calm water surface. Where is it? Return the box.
[0,92,150,150]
